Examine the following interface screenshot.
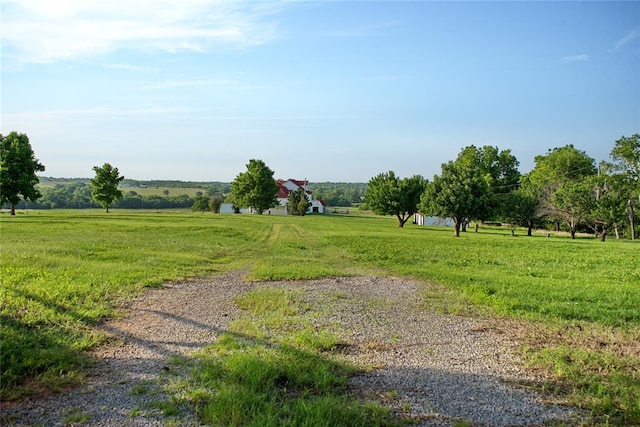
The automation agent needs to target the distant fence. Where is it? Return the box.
[331,208,350,214]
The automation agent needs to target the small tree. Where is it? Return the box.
[0,132,46,215]
[229,159,279,214]
[287,187,311,216]
[364,171,426,227]
[503,181,540,236]
[590,167,628,241]
[209,196,223,214]
[90,163,124,213]
[552,179,597,239]
[192,196,210,213]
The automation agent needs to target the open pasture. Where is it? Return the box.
[120,185,207,197]
[1,210,638,423]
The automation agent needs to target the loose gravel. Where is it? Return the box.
[1,272,583,426]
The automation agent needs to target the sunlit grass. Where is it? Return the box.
[165,286,398,426]
[1,210,638,423]
[0,210,262,399]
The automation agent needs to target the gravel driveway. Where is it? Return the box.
[1,272,582,426]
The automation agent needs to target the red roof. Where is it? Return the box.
[277,187,289,198]
[276,179,312,199]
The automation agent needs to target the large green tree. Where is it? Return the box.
[420,157,493,237]
[458,145,521,192]
[0,132,46,215]
[364,171,426,227]
[90,163,124,213]
[230,159,278,214]
[455,145,521,222]
[528,144,597,237]
[609,134,639,239]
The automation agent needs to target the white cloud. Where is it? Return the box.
[1,0,284,63]
[560,54,589,63]
[611,28,639,52]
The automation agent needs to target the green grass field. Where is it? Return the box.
[121,186,207,197]
[38,181,207,197]
[1,210,638,424]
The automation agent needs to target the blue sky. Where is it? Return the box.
[2,1,639,182]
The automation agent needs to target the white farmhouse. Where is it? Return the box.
[267,179,326,215]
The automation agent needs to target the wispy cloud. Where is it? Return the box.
[610,28,639,52]
[1,0,285,63]
[560,54,589,63]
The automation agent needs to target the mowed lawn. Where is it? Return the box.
[1,210,638,423]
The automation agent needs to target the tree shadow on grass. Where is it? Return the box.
[0,314,88,401]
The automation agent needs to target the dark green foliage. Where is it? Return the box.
[115,193,193,209]
[529,145,597,189]
[589,171,628,241]
[287,187,311,215]
[609,134,640,239]
[0,132,46,215]
[610,134,640,183]
[529,145,597,238]
[191,196,210,213]
[230,159,279,214]
[364,171,426,227]
[456,145,521,222]
[209,196,223,213]
[420,151,494,237]
[502,178,540,236]
[44,182,94,208]
[458,145,521,194]
[90,163,124,213]
[308,182,367,207]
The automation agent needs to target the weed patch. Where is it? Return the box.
[163,286,399,426]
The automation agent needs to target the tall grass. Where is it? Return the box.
[1,210,638,423]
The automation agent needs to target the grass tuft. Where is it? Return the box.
[165,286,399,426]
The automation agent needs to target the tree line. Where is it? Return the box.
[364,135,639,240]
[13,181,198,210]
[3,131,638,240]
